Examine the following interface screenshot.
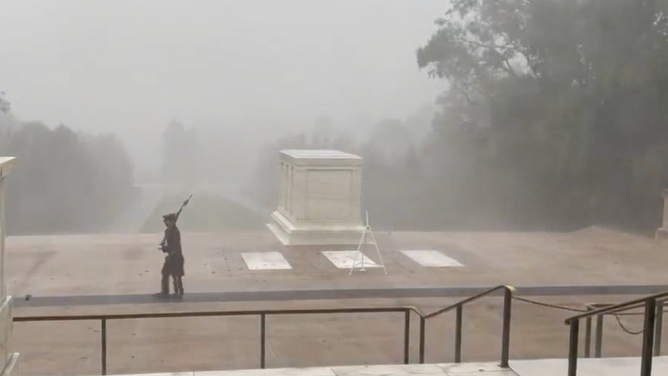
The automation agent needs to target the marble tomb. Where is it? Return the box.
[267,150,365,246]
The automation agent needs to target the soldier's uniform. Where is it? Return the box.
[157,213,185,297]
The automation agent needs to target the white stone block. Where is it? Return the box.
[0,178,4,301]
[268,150,364,246]
[0,297,13,375]
[0,158,17,376]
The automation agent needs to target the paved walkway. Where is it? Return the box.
[9,228,668,375]
[6,227,668,297]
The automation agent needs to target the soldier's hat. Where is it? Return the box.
[162,213,177,221]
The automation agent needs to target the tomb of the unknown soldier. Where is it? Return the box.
[267,149,365,246]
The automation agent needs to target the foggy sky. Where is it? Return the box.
[0,0,445,172]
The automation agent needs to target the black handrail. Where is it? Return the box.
[15,306,421,375]
[564,290,668,376]
[13,285,515,375]
[581,301,665,359]
[567,291,668,321]
[420,285,515,367]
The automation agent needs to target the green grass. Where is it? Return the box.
[139,194,267,233]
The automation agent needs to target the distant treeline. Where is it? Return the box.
[247,0,668,234]
[0,120,136,235]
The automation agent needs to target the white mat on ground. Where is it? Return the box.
[241,252,292,270]
[321,251,380,269]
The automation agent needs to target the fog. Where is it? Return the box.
[0,0,443,175]
[2,0,668,236]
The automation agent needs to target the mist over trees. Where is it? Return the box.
[3,0,668,235]
[0,94,136,235]
[246,110,433,230]
[248,0,668,233]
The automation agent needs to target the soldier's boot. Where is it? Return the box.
[154,274,170,298]
[171,277,183,298]
[177,277,184,295]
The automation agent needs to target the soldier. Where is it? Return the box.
[155,213,185,298]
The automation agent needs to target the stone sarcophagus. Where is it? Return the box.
[268,150,364,246]
[0,157,18,376]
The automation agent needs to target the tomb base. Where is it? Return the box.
[268,210,364,246]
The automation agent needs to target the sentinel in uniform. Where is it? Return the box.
[156,213,185,297]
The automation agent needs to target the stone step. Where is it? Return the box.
[99,357,668,376]
[102,363,515,376]
[510,356,668,376]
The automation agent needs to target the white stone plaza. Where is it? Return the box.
[268,150,365,246]
[0,157,18,376]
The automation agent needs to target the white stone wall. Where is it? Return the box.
[304,170,354,220]
[0,177,5,299]
[0,298,12,374]
[0,158,17,376]
[278,150,362,225]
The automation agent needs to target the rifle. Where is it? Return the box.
[174,194,193,223]
[159,194,193,252]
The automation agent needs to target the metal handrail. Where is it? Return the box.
[13,285,516,375]
[564,290,668,376]
[15,306,421,375]
[424,285,515,319]
[13,306,425,322]
[566,291,668,322]
[418,285,515,367]
[581,302,665,359]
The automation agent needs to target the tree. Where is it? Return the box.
[0,91,10,113]
[0,117,137,235]
[416,0,668,231]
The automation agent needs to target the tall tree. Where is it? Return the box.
[417,0,668,230]
[0,91,9,113]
